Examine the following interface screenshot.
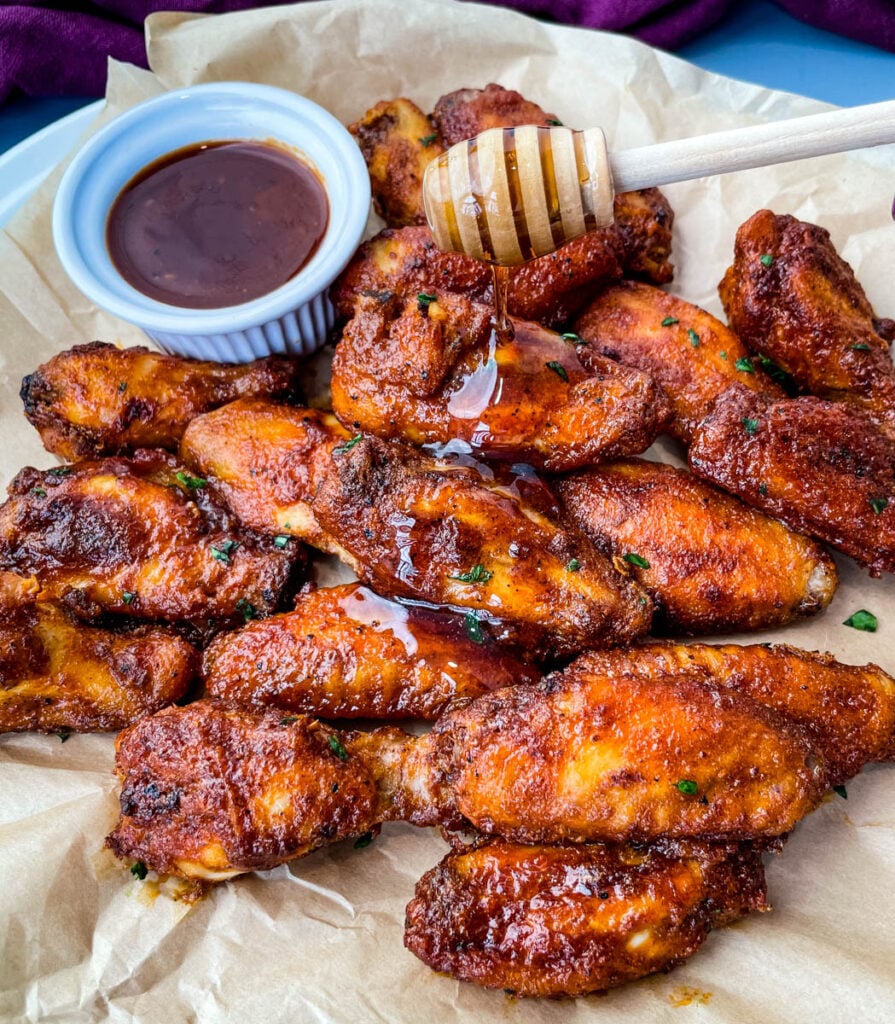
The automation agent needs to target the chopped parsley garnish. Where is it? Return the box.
[833,785,848,800]
[720,351,728,360]
[354,832,374,848]
[687,329,700,347]
[273,535,290,548]
[546,118,563,126]
[843,609,877,632]
[450,563,492,584]
[567,558,581,572]
[118,381,128,393]
[735,357,755,373]
[756,354,793,386]
[31,487,47,498]
[759,253,774,267]
[870,497,889,514]
[758,482,769,497]
[849,343,871,351]
[57,731,70,743]
[624,552,650,569]
[47,466,71,477]
[545,360,569,382]
[130,861,148,880]
[464,612,484,645]
[122,591,135,606]
[175,471,207,490]
[676,779,698,795]
[561,332,587,346]
[418,133,438,147]
[742,417,759,436]
[210,539,240,565]
[328,735,349,761]
[236,598,259,622]
[661,316,679,327]
[333,433,363,455]
[279,716,298,725]
[417,292,437,308]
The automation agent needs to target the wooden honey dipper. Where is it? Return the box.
[422,100,895,266]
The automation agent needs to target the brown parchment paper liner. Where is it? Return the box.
[1,2,894,1021]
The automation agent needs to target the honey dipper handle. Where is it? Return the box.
[609,99,895,192]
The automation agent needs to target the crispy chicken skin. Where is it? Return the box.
[404,839,768,998]
[332,189,673,328]
[349,97,445,226]
[202,582,540,719]
[0,450,302,626]
[414,654,827,844]
[21,341,300,460]
[556,458,837,634]
[182,400,653,658]
[0,572,196,733]
[331,292,670,470]
[584,643,895,786]
[432,83,559,146]
[720,210,895,439]
[574,281,785,442]
[689,385,895,575]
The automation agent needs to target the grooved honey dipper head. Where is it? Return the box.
[422,125,615,266]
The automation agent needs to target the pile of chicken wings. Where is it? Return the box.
[3,84,895,1000]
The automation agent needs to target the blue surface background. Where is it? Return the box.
[1,0,894,157]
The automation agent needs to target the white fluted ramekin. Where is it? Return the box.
[52,82,370,362]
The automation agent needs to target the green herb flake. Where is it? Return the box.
[450,563,493,584]
[279,716,298,726]
[545,360,569,382]
[417,292,437,307]
[849,343,871,351]
[118,381,128,394]
[624,552,650,569]
[122,591,135,606]
[567,558,581,572]
[47,466,71,478]
[130,861,148,880]
[464,612,484,645]
[31,487,47,498]
[759,253,774,267]
[328,734,349,762]
[758,483,769,497]
[755,355,793,386]
[561,332,587,346]
[870,497,889,515]
[833,785,848,800]
[418,133,438,147]
[661,316,679,327]
[333,433,363,456]
[742,417,759,436]
[546,118,563,127]
[354,832,374,848]
[210,539,241,565]
[676,779,698,795]
[843,609,878,632]
[236,598,259,622]
[57,731,70,744]
[687,329,700,347]
[735,357,755,374]
[273,535,290,548]
[720,351,728,361]
[175,471,207,490]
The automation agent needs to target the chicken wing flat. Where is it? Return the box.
[432,83,559,145]
[331,291,670,471]
[574,281,785,442]
[404,839,768,998]
[349,97,445,227]
[555,458,837,634]
[332,188,673,328]
[584,643,895,786]
[0,572,196,733]
[689,385,895,575]
[202,582,540,719]
[720,210,895,439]
[0,450,302,626]
[21,341,300,460]
[182,400,653,658]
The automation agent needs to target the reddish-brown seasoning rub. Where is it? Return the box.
[432,83,560,145]
[404,839,768,998]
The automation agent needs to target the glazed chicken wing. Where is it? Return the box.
[349,97,445,226]
[0,572,196,733]
[720,210,895,439]
[584,643,895,786]
[182,400,653,658]
[574,281,785,441]
[432,83,559,145]
[331,291,670,471]
[689,385,895,575]
[0,450,302,627]
[556,457,837,634]
[21,341,300,460]
[202,582,540,719]
[404,839,768,998]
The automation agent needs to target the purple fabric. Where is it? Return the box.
[2,0,895,104]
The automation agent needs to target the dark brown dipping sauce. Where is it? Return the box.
[106,141,329,309]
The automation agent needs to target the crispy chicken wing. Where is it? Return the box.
[720,210,895,439]
[182,400,653,658]
[349,97,445,226]
[331,292,670,470]
[584,643,895,786]
[332,188,673,328]
[432,83,559,145]
[556,458,837,634]
[0,572,196,733]
[202,582,540,719]
[404,839,768,998]
[0,450,302,627]
[689,385,895,575]
[21,341,300,460]
[574,281,785,442]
